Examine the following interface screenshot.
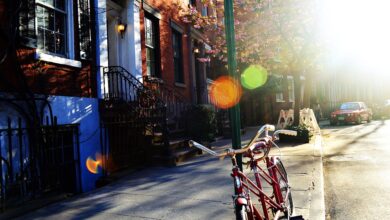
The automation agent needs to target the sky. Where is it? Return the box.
[319,0,390,78]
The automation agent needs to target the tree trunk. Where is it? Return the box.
[293,73,301,126]
[303,73,312,108]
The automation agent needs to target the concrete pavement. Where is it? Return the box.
[15,127,325,220]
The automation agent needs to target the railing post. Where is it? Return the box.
[7,118,13,182]
[18,118,25,196]
[0,129,4,211]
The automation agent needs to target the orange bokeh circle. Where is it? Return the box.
[209,76,242,109]
[86,157,101,174]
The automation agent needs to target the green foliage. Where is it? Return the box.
[184,105,217,142]
[244,74,284,97]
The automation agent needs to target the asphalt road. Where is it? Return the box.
[322,120,390,219]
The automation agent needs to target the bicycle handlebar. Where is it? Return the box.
[188,124,297,159]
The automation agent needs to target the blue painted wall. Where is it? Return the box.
[45,96,102,192]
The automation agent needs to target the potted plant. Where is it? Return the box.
[279,124,313,143]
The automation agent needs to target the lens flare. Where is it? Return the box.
[209,76,242,109]
[241,65,268,90]
[86,153,102,174]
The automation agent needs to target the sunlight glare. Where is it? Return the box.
[320,0,390,80]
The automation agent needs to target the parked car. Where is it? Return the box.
[330,102,372,125]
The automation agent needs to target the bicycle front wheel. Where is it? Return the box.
[235,205,249,220]
[275,157,293,218]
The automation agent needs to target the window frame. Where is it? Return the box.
[201,5,208,16]
[172,29,184,84]
[144,13,161,78]
[287,76,295,102]
[275,75,285,102]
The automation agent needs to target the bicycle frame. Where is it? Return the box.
[188,125,296,220]
[231,154,289,220]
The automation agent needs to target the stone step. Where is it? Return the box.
[168,128,186,139]
[173,147,202,165]
[149,138,202,166]
[169,138,189,151]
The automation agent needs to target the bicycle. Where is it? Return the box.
[189,124,299,220]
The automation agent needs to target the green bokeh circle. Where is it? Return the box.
[241,65,268,89]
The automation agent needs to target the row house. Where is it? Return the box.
[240,74,304,126]
[0,0,215,213]
[0,0,102,211]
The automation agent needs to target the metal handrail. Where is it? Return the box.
[102,66,165,108]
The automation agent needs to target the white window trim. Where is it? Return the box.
[67,0,75,59]
[35,50,82,68]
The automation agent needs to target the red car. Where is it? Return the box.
[330,102,372,125]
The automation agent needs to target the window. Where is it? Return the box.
[19,0,36,46]
[287,76,295,102]
[145,15,160,77]
[78,0,92,59]
[275,75,284,102]
[201,5,208,16]
[36,0,67,56]
[172,29,184,83]
[276,92,284,102]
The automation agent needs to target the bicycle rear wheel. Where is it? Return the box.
[274,157,293,219]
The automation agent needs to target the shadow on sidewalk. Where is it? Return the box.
[15,126,316,220]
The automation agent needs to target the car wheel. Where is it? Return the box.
[367,116,372,123]
[356,116,362,124]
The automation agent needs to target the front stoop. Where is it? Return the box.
[150,135,202,166]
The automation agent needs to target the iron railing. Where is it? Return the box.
[143,76,191,129]
[0,117,81,211]
[100,66,169,171]
[102,66,165,108]
[158,84,190,129]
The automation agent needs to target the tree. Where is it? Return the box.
[178,0,323,125]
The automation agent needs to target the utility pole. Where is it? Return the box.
[224,0,242,170]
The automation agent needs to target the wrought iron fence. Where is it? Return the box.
[0,117,81,211]
[143,76,191,129]
[100,66,169,172]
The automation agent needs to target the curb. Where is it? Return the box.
[310,133,326,220]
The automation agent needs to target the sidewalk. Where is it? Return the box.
[15,127,325,220]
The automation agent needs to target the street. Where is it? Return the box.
[322,120,390,219]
